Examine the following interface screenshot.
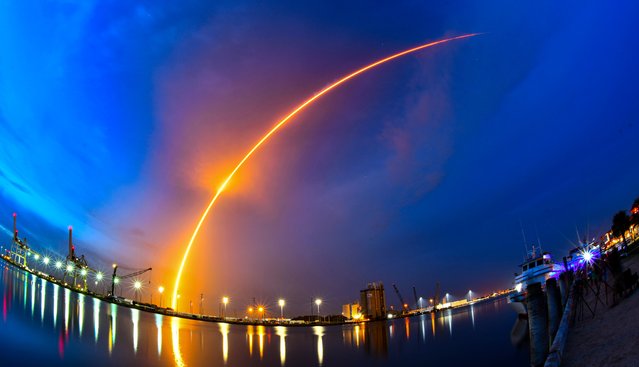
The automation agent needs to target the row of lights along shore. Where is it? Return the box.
[13,246,333,319]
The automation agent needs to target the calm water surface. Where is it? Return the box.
[0,264,528,366]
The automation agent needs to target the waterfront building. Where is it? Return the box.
[360,282,386,320]
[342,302,361,319]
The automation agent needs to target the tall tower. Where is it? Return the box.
[68,226,75,259]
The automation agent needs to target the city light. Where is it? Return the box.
[43,257,50,265]
[66,264,74,273]
[581,249,594,264]
[80,268,88,277]
[96,272,103,281]
[55,261,62,269]
[170,34,481,308]
[34,254,40,260]
[114,277,120,284]
[315,298,322,315]
[134,281,142,290]
[158,286,165,307]
[222,296,229,317]
[278,299,285,319]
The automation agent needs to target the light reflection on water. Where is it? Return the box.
[0,264,528,366]
[94,297,100,342]
[274,326,286,366]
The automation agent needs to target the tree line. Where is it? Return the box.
[611,196,639,244]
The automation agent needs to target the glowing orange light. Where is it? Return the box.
[171,34,481,307]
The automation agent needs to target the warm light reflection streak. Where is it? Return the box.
[275,326,287,366]
[314,326,325,366]
[131,308,140,353]
[171,317,185,367]
[155,314,163,356]
[171,34,480,304]
[220,322,230,364]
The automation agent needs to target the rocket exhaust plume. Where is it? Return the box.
[172,34,480,307]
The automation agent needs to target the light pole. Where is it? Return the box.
[134,280,142,302]
[158,286,164,307]
[315,299,322,321]
[258,306,264,321]
[222,296,229,318]
[278,299,285,320]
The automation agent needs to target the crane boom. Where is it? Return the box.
[120,268,152,279]
[110,265,152,297]
[393,284,408,312]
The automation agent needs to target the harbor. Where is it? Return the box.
[1,212,508,328]
[0,262,528,366]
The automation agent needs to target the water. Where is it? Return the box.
[0,264,528,366]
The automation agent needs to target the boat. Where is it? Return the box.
[508,247,564,316]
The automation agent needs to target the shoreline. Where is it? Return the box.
[0,253,505,328]
[560,243,639,366]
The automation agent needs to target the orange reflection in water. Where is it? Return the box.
[155,314,163,357]
[431,312,436,337]
[313,326,325,366]
[404,317,410,339]
[257,325,266,359]
[171,317,186,367]
[275,326,287,366]
[247,325,254,357]
[220,322,230,364]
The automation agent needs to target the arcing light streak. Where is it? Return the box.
[171,34,480,307]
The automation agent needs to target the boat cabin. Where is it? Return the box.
[520,253,552,272]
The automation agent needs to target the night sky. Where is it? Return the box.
[1,1,638,315]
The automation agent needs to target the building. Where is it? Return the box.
[342,302,361,319]
[360,282,386,320]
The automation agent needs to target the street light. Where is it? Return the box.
[258,306,264,320]
[315,298,322,319]
[134,280,142,302]
[55,261,62,270]
[278,299,285,319]
[222,296,229,318]
[43,257,50,265]
[80,268,88,277]
[158,286,165,307]
[96,272,103,281]
[66,264,74,273]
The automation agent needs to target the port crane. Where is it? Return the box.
[393,284,409,312]
[110,264,152,297]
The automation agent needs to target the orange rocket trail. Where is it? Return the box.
[172,33,480,307]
